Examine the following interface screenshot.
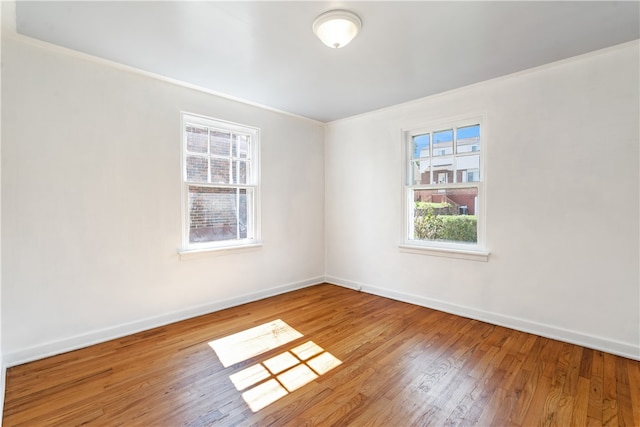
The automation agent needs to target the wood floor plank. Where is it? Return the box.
[562,344,585,400]
[627,357,640,426]
[571,376,591,426]
[522,339,568,426]
[3,284,640,426]
[587,350,604,426]
[615,355,637,426]
[602,352,620,426]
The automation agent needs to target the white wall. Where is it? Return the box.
[0,1,14,416]
[1,34,325,364]
[325,41,640,359]
[0,4,6,418]
[1,29,638,370]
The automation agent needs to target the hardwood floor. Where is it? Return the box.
[3,284,640,426]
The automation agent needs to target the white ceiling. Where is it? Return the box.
[14,1,640,123]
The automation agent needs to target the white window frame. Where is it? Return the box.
[400,115,489,261]
[179,112,261,256]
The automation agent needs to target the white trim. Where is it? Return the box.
[1,1,8,416]
[178,242,263,260]
[183,112,261,135]
[3,276,325,368]
[323,276,366,292]
[324,276,640,361]
[399,244,489,262]
[0,359,5,422]
[5,275,639,367]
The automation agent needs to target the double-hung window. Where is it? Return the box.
[181,113,260,252]
[402,117,487,260]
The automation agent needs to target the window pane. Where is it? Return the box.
[234,134,250,159]
[457,125,480,154]
[211,158,230,184]
[456,154,480,182]
[186,156,208,182]
[412,187,478,244]
[238,189,249,239]
[431,156,454,184]
[188,186,250,243]
[411,134,430,159]
[433,130,453,156]
[233,160,249,184]
[211,130,231,156]
[410,159,430,185]
[186,125,208,153]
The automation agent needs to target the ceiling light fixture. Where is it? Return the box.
[312,10,362,49]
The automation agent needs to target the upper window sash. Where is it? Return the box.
[183,120,257,187]
[407,122,481,186]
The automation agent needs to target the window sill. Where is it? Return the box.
[399,244,490,262]
[178,242,263,260]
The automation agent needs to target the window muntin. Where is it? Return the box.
[404,119,484,251]
[182,114,260,250]
[432,129,453,156]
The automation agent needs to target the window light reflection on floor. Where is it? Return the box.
[277,364,318,392]
[209,320,342,412]
[291,340,324,360]
[239,346,342,412]
[306,351,342,375]
[263,351,299,374]
[229,364,270,391]
[241,379,288,412]
[208,319,303,367]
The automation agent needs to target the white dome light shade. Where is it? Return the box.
[313,10,362,49]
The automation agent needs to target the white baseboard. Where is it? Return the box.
[6,275,638,368]
[0,358,5,425]
[325,275,640,361]
[4,276,325,368]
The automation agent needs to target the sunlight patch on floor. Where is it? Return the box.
[209,321,342,412]
[241,379,288,412]
[238,342,342,412]
[263,351,299,375]
[291,340,324,360]
[277,364,318,392]
[229,364,271,391]
[208,319,303,367]
[307,351,343,375]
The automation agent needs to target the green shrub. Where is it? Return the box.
[414,207,443,240]
[415,201,450,210]
[414,211,477,243]
[440,215,477,242]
